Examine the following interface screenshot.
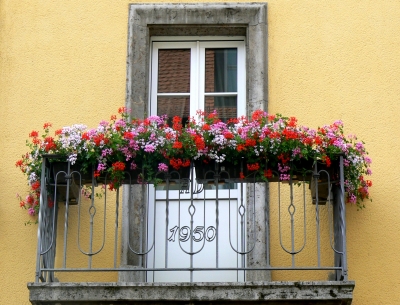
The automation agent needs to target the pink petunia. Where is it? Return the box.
[158,163,168,172]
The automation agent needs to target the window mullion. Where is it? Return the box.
[197,41,205,116]
[237,43,246,117]
[150,42,159,116]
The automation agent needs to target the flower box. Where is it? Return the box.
[310,179,331,205]
[308,161,338,205]
[52,161,190,186]
[152,166,191,184]
[51,162,93,185]
[49,162,88,204]
[16,108,373,217]
[194,159,262,183]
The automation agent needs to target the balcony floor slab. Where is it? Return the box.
[28,281,355,305]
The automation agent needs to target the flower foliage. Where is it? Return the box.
[16,108,372,218]
[187,110,372,208]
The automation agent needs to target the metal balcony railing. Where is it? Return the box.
[35,155,348,283]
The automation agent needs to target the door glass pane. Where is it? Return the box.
[205,96,237,122]
[158,49,190,93]
[157,96,190,123]
[205,48,237,93]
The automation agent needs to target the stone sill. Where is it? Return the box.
[28,281,355,305]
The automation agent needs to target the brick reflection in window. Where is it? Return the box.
[158,49,190,93]
[157,97,190,123]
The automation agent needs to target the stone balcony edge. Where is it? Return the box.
[28,281,355,304]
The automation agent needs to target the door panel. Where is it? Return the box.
[148,39,246,282]
[147,198,245,282]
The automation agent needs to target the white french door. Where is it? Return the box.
[147,38,246,282]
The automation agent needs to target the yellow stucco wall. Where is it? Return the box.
[1,0,400,304]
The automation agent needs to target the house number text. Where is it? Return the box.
[168,226,216,242]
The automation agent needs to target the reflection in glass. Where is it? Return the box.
[157,96,190,123]
[205,48,237,93]
[205,96,237,122]
[158,49,190,93]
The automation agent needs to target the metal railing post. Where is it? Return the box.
[339,155,348,280]
[35,156,47,282]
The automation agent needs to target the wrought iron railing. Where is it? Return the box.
[35,155,348,283]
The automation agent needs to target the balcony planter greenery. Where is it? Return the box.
[15,107,372,219]
[194,159,261,183]
[194,158,315,184]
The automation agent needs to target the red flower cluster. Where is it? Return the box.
[247,163,260,171]
[44,137,57,152]
[202,124,211,131]
[251,109,265,122]
[29,130,39,138]
[112,161,126,171]
[223,131,234,139]
[170,158,190,170]
[287,117,297,127]
[43,122,52,129]
[172,116,182,132]
[237,144,246,152]
[245,139,256,147]
[282,129,298,140]
[31,181,40,191]
[15,159,24,168]
[93,134,108,146]
[118,107,128,114]
[173,141,183,149]
[278,154,290,164]
[357,176,372,200]
[321,155,331,167]
[194,135,205,150]
[264,169,273,178]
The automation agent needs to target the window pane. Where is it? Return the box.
[204,96,237,121]
[158,49,190,93]
[157,96,190,122]
[205,49,237,93]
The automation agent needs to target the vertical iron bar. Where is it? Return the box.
[165,174,170,268]
[314,163,321,267]
[215,163,219,270]
[340,155,348,280]
[265,180,271,271]
[35,156,47,282]
[190,163,197,282]
[240,180,245,278]
[49,198,59,282]
[87,173,95,269]
[152,184,156,282]
[139,183,144,270]
[333,185,342,280]
[114,188,120,268]
[202,167,207,282]
[302,180,307,259]
[234,185,238,282]
[62,161,71,268]
[289,179,295,267]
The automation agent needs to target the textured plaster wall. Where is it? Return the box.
[1,0,400,304]
[267,3,400,305]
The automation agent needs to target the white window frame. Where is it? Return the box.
[150,37,246,120]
